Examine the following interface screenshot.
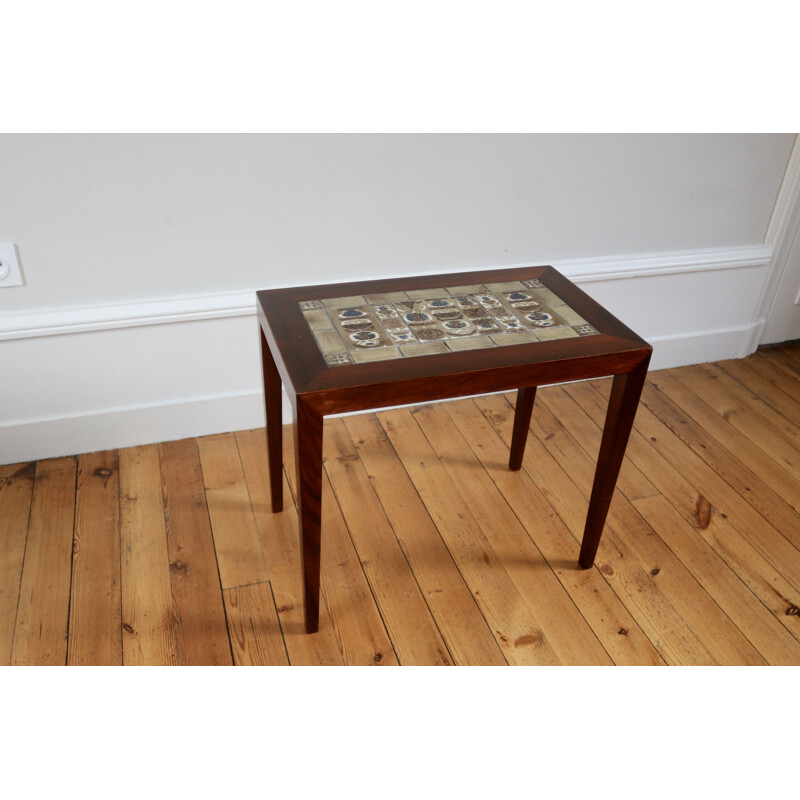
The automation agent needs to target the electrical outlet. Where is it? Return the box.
[0,242,25,287]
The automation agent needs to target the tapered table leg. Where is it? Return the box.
[292,395,324,634]
[509,386,537,471]
[579,355,651,569]
[260,325,283,513]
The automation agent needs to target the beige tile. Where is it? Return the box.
[351,346,402,363]
[445,284,487,295]
[405,288,452,300]
[551,304,587,326]
[313,329,346,353]
[399,341,450,357]
[490,332,535,346]
[321,295,367,310]
[533,326,579,341]
[364,291,409,304]
[532,287,566,307]
[445,336,496,352]
[302,308,334,331]
[484,280,526,293]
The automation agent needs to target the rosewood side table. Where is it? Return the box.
[257,265,652,633]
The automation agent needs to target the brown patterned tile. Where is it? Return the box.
[301,275,602,365]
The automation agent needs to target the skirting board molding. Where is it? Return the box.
[0,290,256,341]
[0,245,771,342]
[0,390,267,465]
[0,321,762,465]
[0,244,775,463]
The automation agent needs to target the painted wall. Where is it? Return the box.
[0,133,796,462]
[1,133,792,311]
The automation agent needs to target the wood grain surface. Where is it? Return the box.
[2,344,800,665]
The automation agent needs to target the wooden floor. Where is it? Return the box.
[3,344,800,666]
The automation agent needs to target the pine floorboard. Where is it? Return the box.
[2,344,800,665]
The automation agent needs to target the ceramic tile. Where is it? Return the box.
[445,283,488,295]
[313,329,347,352]
[551,304,587,327]
[301,276,600,365]
[405,288,452,300]
[303,309,335,331]
[398,341,450,357]
[352,346,402,363]
[531,287,564,307]
[364,291,410,304]
[324,351,353,366]
[484,280,527,293]
[490,332,536,346]
[534,326,579,341]
[322,295,368,309]
[444,335,496,351]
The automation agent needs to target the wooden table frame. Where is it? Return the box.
[257,265,652,633]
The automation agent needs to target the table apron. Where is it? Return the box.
[294,348,651,416]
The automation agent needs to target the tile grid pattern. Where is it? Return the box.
[300,278,600,366]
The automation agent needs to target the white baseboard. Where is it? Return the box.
[0,244,777,464]
[647,323,761,370]
[0,390,267,464]
[0,322,760,465]
[0,290,256,341]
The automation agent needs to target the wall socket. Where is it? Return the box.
[0,242,25,287]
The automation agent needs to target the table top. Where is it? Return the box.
[257,265,651,399]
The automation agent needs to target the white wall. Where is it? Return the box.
[1,133,797,463]
[1,133,792,310]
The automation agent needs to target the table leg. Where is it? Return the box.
[260,325,283,513]
[579,355,651,569]
[509,386,537,471]
[292,395,324,634]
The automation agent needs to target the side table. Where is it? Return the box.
[257,265,651,633]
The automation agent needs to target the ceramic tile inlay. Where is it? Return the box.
[301,278,600,366]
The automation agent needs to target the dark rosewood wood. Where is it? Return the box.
[256,265,652,633]
[292,394,324,634]
[257,266,648,399]
[509,386,537,471]
[260,325,283,513]
[578,352,652,568]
